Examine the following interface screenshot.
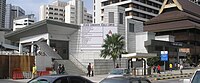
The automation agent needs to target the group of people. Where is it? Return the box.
[153,65,161,74]
[57,64,65,74]
[152,63,184,74]
[87,63,94,77]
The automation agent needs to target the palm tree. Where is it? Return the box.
[100,33,125,68]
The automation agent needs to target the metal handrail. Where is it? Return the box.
[69,54,87,73]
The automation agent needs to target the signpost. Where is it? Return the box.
[161,51,168,73]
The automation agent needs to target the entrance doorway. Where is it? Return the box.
[50,40,69,60]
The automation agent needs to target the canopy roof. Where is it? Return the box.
[5,19,80,41]
[122,53,157,58]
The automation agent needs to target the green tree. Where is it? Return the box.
[147,56,164,66]
[100,34,125,68]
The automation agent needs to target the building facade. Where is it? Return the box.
[5,4,25,30]
[0,0,6,28]
[40,0,92,25]
[93,0,163,23]
[13,14,35,31]
[144,0,200,63]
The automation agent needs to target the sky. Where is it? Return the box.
[6,0,93,21]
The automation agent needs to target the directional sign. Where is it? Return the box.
[161,51,168,61]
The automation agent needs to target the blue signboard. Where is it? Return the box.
[161,51,168,61]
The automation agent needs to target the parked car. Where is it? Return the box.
[183,69,200,83]
[100,76,151,83]
[28,75,94,83]
[107,68,130,78]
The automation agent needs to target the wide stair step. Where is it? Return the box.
[55,60,86,75]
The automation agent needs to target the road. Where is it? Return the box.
[0,79,181,83]
[153,79,182,83]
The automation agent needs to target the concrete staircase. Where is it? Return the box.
[36,42,62,59]
[55,60,86,75]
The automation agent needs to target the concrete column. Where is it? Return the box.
[47,39,50,45]
[19,43,23,54]
[31,41,34,55]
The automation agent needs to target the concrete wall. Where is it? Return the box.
[94,59,128,75]
[135,32,155,53]
[35,56,52,71]
[126,19,143,53]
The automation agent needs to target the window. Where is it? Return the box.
[54,8,58,11]
[28,20,34,22]
[15,23,23,25]
[94,12,95,17]
[24,20,27,22]
[49,12,53,14]
[54,17,58,19]
[55,77,68,83]
[69,77,85,83]
[59,14,63,16]
[129,23,134,32]
[141,80,151,83]
[59,18,63,21]
[49,17,53,19]
[109,12,114,23]
[119,13,123,24]
[49,7,53,10]
[59,9,63,11]
[24,23,27,25]
[54,13,58,15]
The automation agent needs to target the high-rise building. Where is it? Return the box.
[0,0,6,28]
[13,14,35,31]
[40,0,92,25]
[5,4,25,30]
[93,0,163,23]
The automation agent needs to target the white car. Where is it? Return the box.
[107,68,130,78]
[183,69,200,83]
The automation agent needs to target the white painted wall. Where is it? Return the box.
[135,32,155,53]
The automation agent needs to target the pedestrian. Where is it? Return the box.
[61,64,65,74]
[153,65,156,73]
[180,64,183,74]
[169,63,173,72]
[32,63,37,79]
[91,64,94,77]
[157,65,161,74]
[116,64,119,68]
[57,64,62,74]
[87,63,92,77]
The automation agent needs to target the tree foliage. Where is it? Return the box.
[147,56,164,66]
[100,34,125,67]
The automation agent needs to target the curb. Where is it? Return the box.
[154,74,192,80]
[147,73,193,78]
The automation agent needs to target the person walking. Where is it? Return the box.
[32,63,37,79]
[169,63,173,72]
[180,64,183,74]
[116,64,119,68]
[87,63,92,77]
[57,64,62,74]
[61,64,65,74]
[153,65,156,73]
[91,64,94,77]
[157,65,161,74]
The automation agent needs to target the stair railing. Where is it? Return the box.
[69,54,87,73]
